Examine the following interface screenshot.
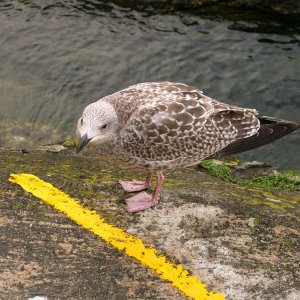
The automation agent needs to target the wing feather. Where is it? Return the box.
[212,116,299,157]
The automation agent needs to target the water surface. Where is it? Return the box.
[0,1,299,169]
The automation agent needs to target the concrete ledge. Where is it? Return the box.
[1,149,299,299]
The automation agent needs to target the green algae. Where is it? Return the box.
[63,140,78,147]
[200,160,235,183]
[244,173,300,190]
[201,159,300,191]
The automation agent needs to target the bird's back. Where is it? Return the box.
[106,82,260,169]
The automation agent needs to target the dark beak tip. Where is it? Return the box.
[76,144,83,154]
[77,133,91,153]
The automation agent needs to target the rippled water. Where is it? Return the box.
[0,1,299,169]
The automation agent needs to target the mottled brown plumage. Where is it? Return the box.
[76,82,299,212]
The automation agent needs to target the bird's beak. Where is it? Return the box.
[77,133,92,153]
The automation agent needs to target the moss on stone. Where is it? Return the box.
[201,159,300,191]
[63,140,78,147]
[200,160,235,182]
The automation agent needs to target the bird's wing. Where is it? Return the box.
[210,108,260,141]
[118,82,260,162]
[212,116,299,157]
[122,84,215,145]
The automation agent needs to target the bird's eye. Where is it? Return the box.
[101,124,107,130]
[80,118,83,125]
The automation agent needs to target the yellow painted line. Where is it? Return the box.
[9,173,225,300]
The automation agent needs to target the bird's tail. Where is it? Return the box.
[212,116,299,158]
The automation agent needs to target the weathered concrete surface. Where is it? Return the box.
[0,149,299,299]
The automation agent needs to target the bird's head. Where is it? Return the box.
[76,100,118,153]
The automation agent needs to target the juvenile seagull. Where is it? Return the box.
[76,82,299,212]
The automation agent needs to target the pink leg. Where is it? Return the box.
[126,171,164,212]
[119,171,152,192]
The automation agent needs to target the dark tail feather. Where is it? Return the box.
[212,116,299,158]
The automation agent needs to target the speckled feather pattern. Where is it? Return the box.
[91,82,260,170]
